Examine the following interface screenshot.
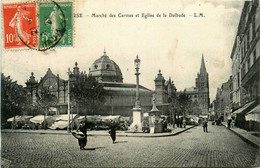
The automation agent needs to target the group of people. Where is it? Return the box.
[227,119,235,128]
[176,117,186,128]
[73,120,117,150]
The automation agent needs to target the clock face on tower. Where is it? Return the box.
[43,77,58,91]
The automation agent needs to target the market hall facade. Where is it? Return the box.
[25,51,177,117]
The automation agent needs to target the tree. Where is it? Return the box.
[36,87,58,109]
[70,73,106,116]
[1,73,27,126]
[35,87,58,129]
[188,100,202,116]
[176,93,191,117]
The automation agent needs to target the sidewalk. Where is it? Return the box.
[1,125,195,138]
[223,122,260,148]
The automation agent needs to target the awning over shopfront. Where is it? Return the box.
[233,101,255,114]
[245,104,260,122]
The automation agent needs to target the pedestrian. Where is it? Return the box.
[163,119,167,132]
[75,119,87,150]
[228,119,232,128]
[142,120,146,133]
[231,119,235,128]
[179,117,183,128]
[176,117,179,127]
[183,118,186,128]
[109,120,117,144]
[203,119,208,133]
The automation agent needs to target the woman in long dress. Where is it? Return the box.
[45,4,64,38]
[109,121,117,144]
[9,6,32,45]
[76,120,87,150]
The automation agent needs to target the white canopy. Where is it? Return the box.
[7,115,33,122]
[245,104,260,122]
[49,120,68,130]
[55,114,77,121]
[30,115,48,124]
[7,115,22,122]
[233,101,255,114]
[100,115,121,120]
[199,115,208,118]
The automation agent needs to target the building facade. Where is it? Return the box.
[25,51,153,117]
[154,70,177,115]
[230,0,260,108]
[219,77,232,122]
[214,88,221,119]
[230,0,260,130]
[185,54,210,116]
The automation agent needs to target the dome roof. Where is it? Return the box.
[89,50,123,83]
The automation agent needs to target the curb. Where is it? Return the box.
[116,125,196,138]
[1,125,196,138]
[225,126,259,149]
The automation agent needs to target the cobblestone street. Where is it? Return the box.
[2,124,260,167]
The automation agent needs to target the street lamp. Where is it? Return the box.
[67,68,72,133]
[130,55,142,132]
[134,55,141,108]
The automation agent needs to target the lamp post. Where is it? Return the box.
[134,55,141,108]
[130,55,142,132]
[67,68,72,133]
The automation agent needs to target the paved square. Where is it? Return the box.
[2,125,259,167]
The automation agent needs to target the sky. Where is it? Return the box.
[1,0,245,102]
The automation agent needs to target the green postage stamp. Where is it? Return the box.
[39,1,73,49]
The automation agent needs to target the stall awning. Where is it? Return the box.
[199,115,208,118]
[233,101,255,114]
[245,104,260,122]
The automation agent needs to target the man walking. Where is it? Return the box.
[203,119,208,133]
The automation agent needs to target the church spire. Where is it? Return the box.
[200,53,206,73]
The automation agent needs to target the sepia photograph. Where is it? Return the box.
[1,0,260,167]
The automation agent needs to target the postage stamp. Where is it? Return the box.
[2,3,38,49]
[39,1,73,50]
[2,0,73,51]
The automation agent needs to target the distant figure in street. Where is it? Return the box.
[231,119,235,128]
[142,120,146,133]
[228,119,232,128]
[203,119,208,133]
[179,117,183,128]
[109,120,117,144]
[183,118,186,128]
[163,119,167,132]
[176,117,179,127]
[75,119,87,150]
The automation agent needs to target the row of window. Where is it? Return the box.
[201,103,208,108]
[241,49,257,77]
[241,12,256,61]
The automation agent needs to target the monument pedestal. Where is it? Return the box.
[129,107,143,132]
